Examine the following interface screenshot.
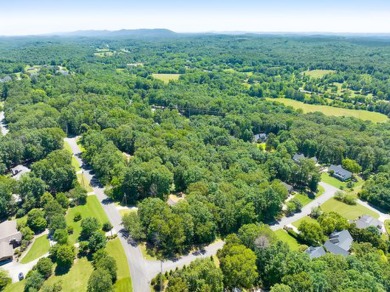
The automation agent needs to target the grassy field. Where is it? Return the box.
[63,141,81,172]
[266,98,388,123]
[140,243,157,260]
[76,173,93,192]
[294,185,325,207]
[66,195,109,244]
[4,280,25,292]
[321,173,348,189]
[152,73,181,83]
[274,230,300,250]
[43,258,93,292]
[292,216,318,228]
[20,235,50,264]
[304,70,336,78]
[106,238,133,292]
[321,198,379,220]
[385,220,390,235]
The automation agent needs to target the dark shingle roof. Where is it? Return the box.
[324,230,353,256]
[329,165,352,180]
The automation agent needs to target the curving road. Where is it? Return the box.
[64,137,224,292]
[270,182,339,231]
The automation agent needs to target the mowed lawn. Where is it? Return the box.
[63,141,81,172]
[66,195,109,244]
[292,216,318,228]
[43,258,94,292]
[304,69,336,78]
[321,173,348,189]
[266,98,388,123]
[274,230,300,250]
[152,73,181,83]
[20,235,50,264]
[321,198,379,220]
[294,185,325,207]
[4,280,25,292]
[106,238,133,292]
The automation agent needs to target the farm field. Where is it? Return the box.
[321,198,379,220]
[304,69,336,78]
[274,230,300,250]
[266,98,388,123]
[152,73,181,83]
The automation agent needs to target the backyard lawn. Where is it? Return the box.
[274,230,300,250]
[106,238,133,292]
[66,195,109,244]
[20,235,50,264]
[321,198,379,220]
[43,258,93,292]
[266,98,388,123]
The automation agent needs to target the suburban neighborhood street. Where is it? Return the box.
[270,182,339,231]
[64,137,224,292]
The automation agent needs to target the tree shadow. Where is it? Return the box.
[54,264,71,276]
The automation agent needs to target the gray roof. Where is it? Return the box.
[0,76,12,83]
[354,215,383,231]
[293,153,318,163]
[254,133,267,142]
[0,241,13,261]
[324,230,353,256]
[0,220,22,244]
[282,182,294,192]
[329,165,352,180]
[11,165,31,180]
[305,246,326,259]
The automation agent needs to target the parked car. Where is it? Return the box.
[18,272,24,281]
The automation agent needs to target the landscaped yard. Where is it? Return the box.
[266,98,388,123]
[321,198,379,220]
[66,195,109,244]
[152,73,181,83]
[106,238,133,292]
[43,258,94,292]
[294,185,325,207]
[274,230,300,250]
[292,216,318,229]
[64,141,81,172]
[304,69,336,79]
[20,234,50,264]
[4,280,25,292]
[321,173,348,189]
[76,173,93,192]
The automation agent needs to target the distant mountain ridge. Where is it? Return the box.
[54,28,177,38]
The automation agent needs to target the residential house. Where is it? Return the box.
[11,165,31,181]
[324,230,353,256]
[0,220,22,262]
[305,246,326,259]
[282,182,294,194]
[329,165,352,181]
[253,133,267,143]
[353,215,384,233]
[293,153,318,164]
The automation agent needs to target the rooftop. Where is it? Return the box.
[0,220,22,244]
[10,165,31,180]
[324,230,353,256]
[305,246,326,259]
[354,215,383,232]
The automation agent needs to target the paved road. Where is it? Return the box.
[270,182,339,231]
[64,137,224,291]
[0,111,9,135]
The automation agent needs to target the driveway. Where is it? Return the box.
[270,182,339,231]
[2,253,49,282]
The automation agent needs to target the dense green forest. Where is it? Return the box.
[1,34,390,291]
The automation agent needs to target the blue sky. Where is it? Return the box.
[0,0,389,35]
